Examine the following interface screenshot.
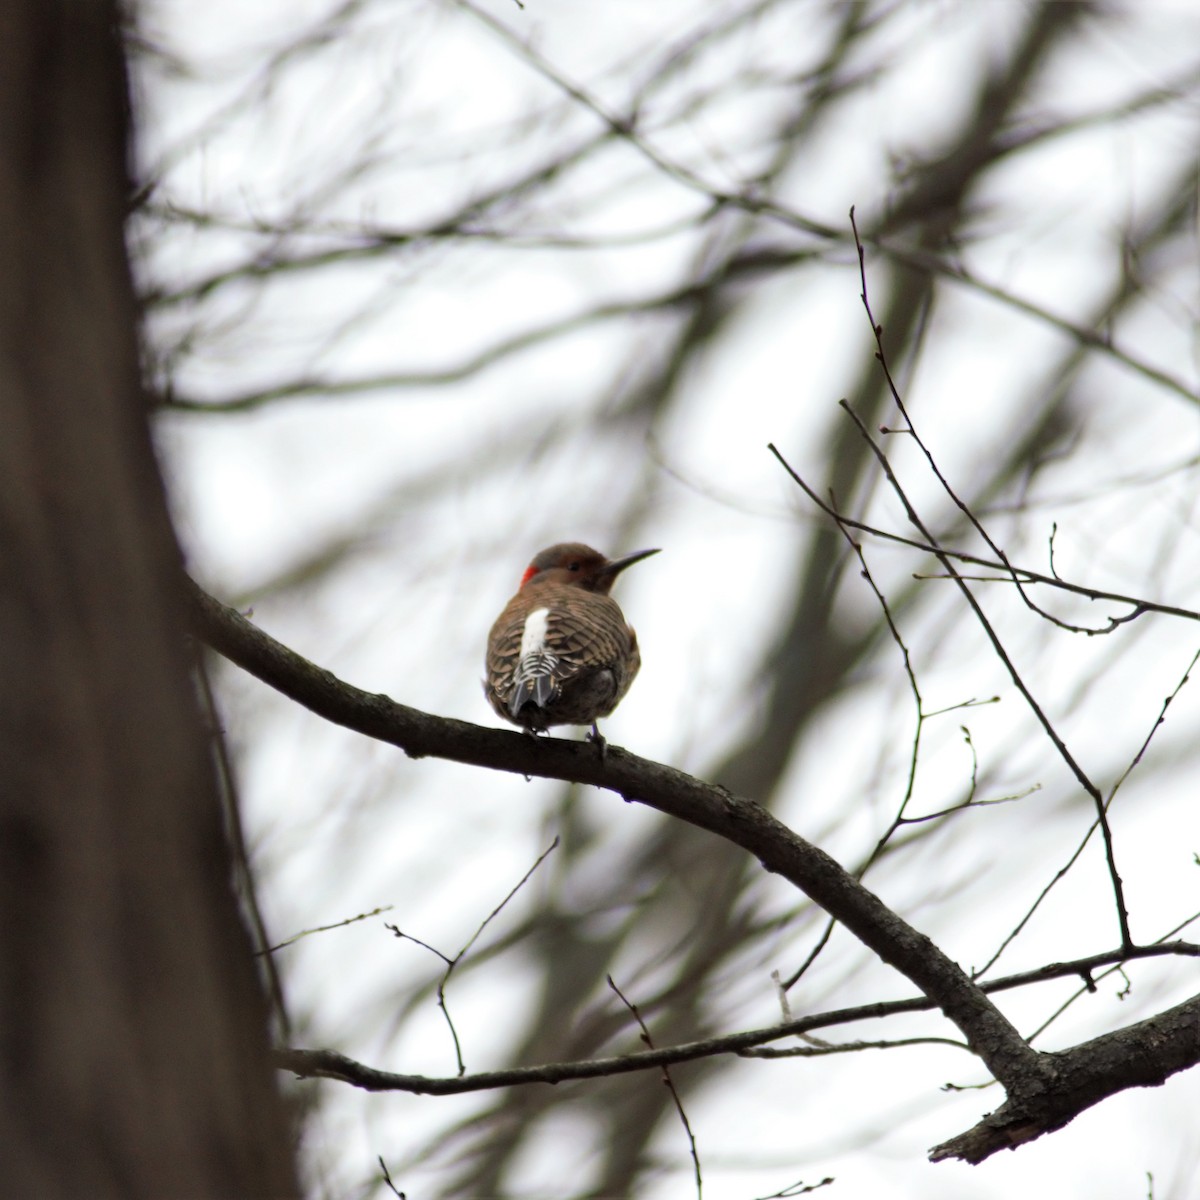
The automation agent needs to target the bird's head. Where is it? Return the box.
[518,543,660,595]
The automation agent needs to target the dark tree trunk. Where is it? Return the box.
[0,4,298,1195]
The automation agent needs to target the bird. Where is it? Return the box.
[484,542,659,744]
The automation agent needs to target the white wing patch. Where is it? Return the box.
[519,608,551,657]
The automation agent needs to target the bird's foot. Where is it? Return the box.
[587,723,608,761]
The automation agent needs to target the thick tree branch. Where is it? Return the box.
[930,991,1200,1163]
[190,584,1200,1160]
[187,581,1041,1090]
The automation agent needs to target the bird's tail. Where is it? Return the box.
[509,653,558,718]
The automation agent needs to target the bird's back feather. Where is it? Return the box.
[485,583,641,729]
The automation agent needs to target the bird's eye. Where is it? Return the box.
[568,561,581,571]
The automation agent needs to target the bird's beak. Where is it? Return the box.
[598,547,660,580]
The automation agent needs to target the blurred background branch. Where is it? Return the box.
[133,0,1200,1194]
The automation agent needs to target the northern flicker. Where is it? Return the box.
[484,542,659,741]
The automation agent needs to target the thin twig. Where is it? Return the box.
[976,647,1200,977]
[753,1175,835,1198]
[1108,647,1200,802]
[1022,909,1200,1046]
[783,509,927,991]
[378,1156,406,1199]
[741,1034,967,1058]
[259,905,395,955]
[387,838,559,1074]
[842,207,1132,949]
[899,784,1040,827]
[608,975,703,1200]
[766,449,1200,628]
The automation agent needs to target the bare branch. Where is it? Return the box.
[828,209,1134,949]
[930,992,1200,1164]
[608,976,702,1200]
[272,942,1199,1094]
[385,838,559,1075]
[259,905,394,956]
[191,580,1200,1160]
[187,578,1041,1088]
[764,458,1200,628]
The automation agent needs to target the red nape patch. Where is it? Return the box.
[520,565,540,587]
